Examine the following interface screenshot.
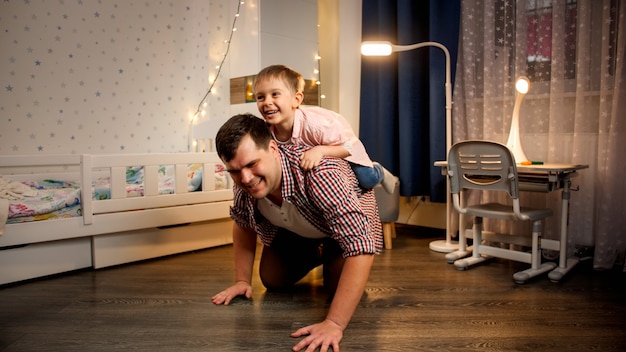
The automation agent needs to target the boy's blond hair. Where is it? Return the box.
[253,65,305,94]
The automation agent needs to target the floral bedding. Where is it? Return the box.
[5,180,82,224]
[3,164,228,225]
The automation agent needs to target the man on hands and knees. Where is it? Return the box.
[211,113,383,352]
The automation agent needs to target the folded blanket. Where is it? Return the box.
[1,176,39,235]
[0,176,38,200]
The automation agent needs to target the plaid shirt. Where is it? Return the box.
[230,144,383,257]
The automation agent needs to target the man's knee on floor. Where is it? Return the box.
[260,280,290,291]
[259,267,295,291]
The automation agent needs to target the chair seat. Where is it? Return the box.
[466,202,553,221]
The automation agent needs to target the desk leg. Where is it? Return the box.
[548,177,579,282]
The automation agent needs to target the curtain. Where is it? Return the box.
[454,0,626,269]
[360,0,461,200]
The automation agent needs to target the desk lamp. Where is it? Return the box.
[361,40,457,253]
[506,76,530,163]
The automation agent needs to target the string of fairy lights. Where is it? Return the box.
[191,1,243,123]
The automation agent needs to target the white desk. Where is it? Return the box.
[434,161,588,282]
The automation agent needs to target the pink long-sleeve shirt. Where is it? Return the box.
[272,106,374,167]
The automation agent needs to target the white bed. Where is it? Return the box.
[0,119,235,285]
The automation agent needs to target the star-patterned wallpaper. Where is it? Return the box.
[0,0,231,154]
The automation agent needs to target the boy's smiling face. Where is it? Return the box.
[254,77,303,129]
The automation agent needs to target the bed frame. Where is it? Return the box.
[0,149,235,285]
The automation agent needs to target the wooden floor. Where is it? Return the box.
[1,225,625,351]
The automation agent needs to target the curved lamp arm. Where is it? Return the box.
[361,41,452,153]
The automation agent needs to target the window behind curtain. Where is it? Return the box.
[493,0,618,90]
[495,0,577,82]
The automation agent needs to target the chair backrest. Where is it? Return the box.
[447,140,520,199]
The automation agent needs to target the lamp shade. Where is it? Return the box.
[515,77,530,94]
[361,41,393,56]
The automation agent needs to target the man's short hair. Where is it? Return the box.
[215,113,273,162]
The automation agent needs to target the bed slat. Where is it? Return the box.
[175,164,189,194]
[203,163,216,191]
[144,165,159,197]
[110,167,127,199]
[81,154,94,225]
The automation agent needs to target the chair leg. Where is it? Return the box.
[445,225,472,264]
[383,222,395,249]
[531,221,541,270]
[446,192,473,263]
[472,217,484,259]
[512,220,556,284]
[454,217,488,270]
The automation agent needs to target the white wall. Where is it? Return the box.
[318,0,362,133]
[228,0,261,79]
[260,0,319,80]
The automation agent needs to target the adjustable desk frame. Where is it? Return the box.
[434,162,588,282]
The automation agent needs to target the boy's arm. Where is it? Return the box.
[300,145,350,170]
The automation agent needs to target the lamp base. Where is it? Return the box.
[429,239,459,253]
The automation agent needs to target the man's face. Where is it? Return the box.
[223,134,282,200]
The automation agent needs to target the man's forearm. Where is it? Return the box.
[232,223,258,283]
[325,254,374,329]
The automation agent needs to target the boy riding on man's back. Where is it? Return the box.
[253,64,396,193]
